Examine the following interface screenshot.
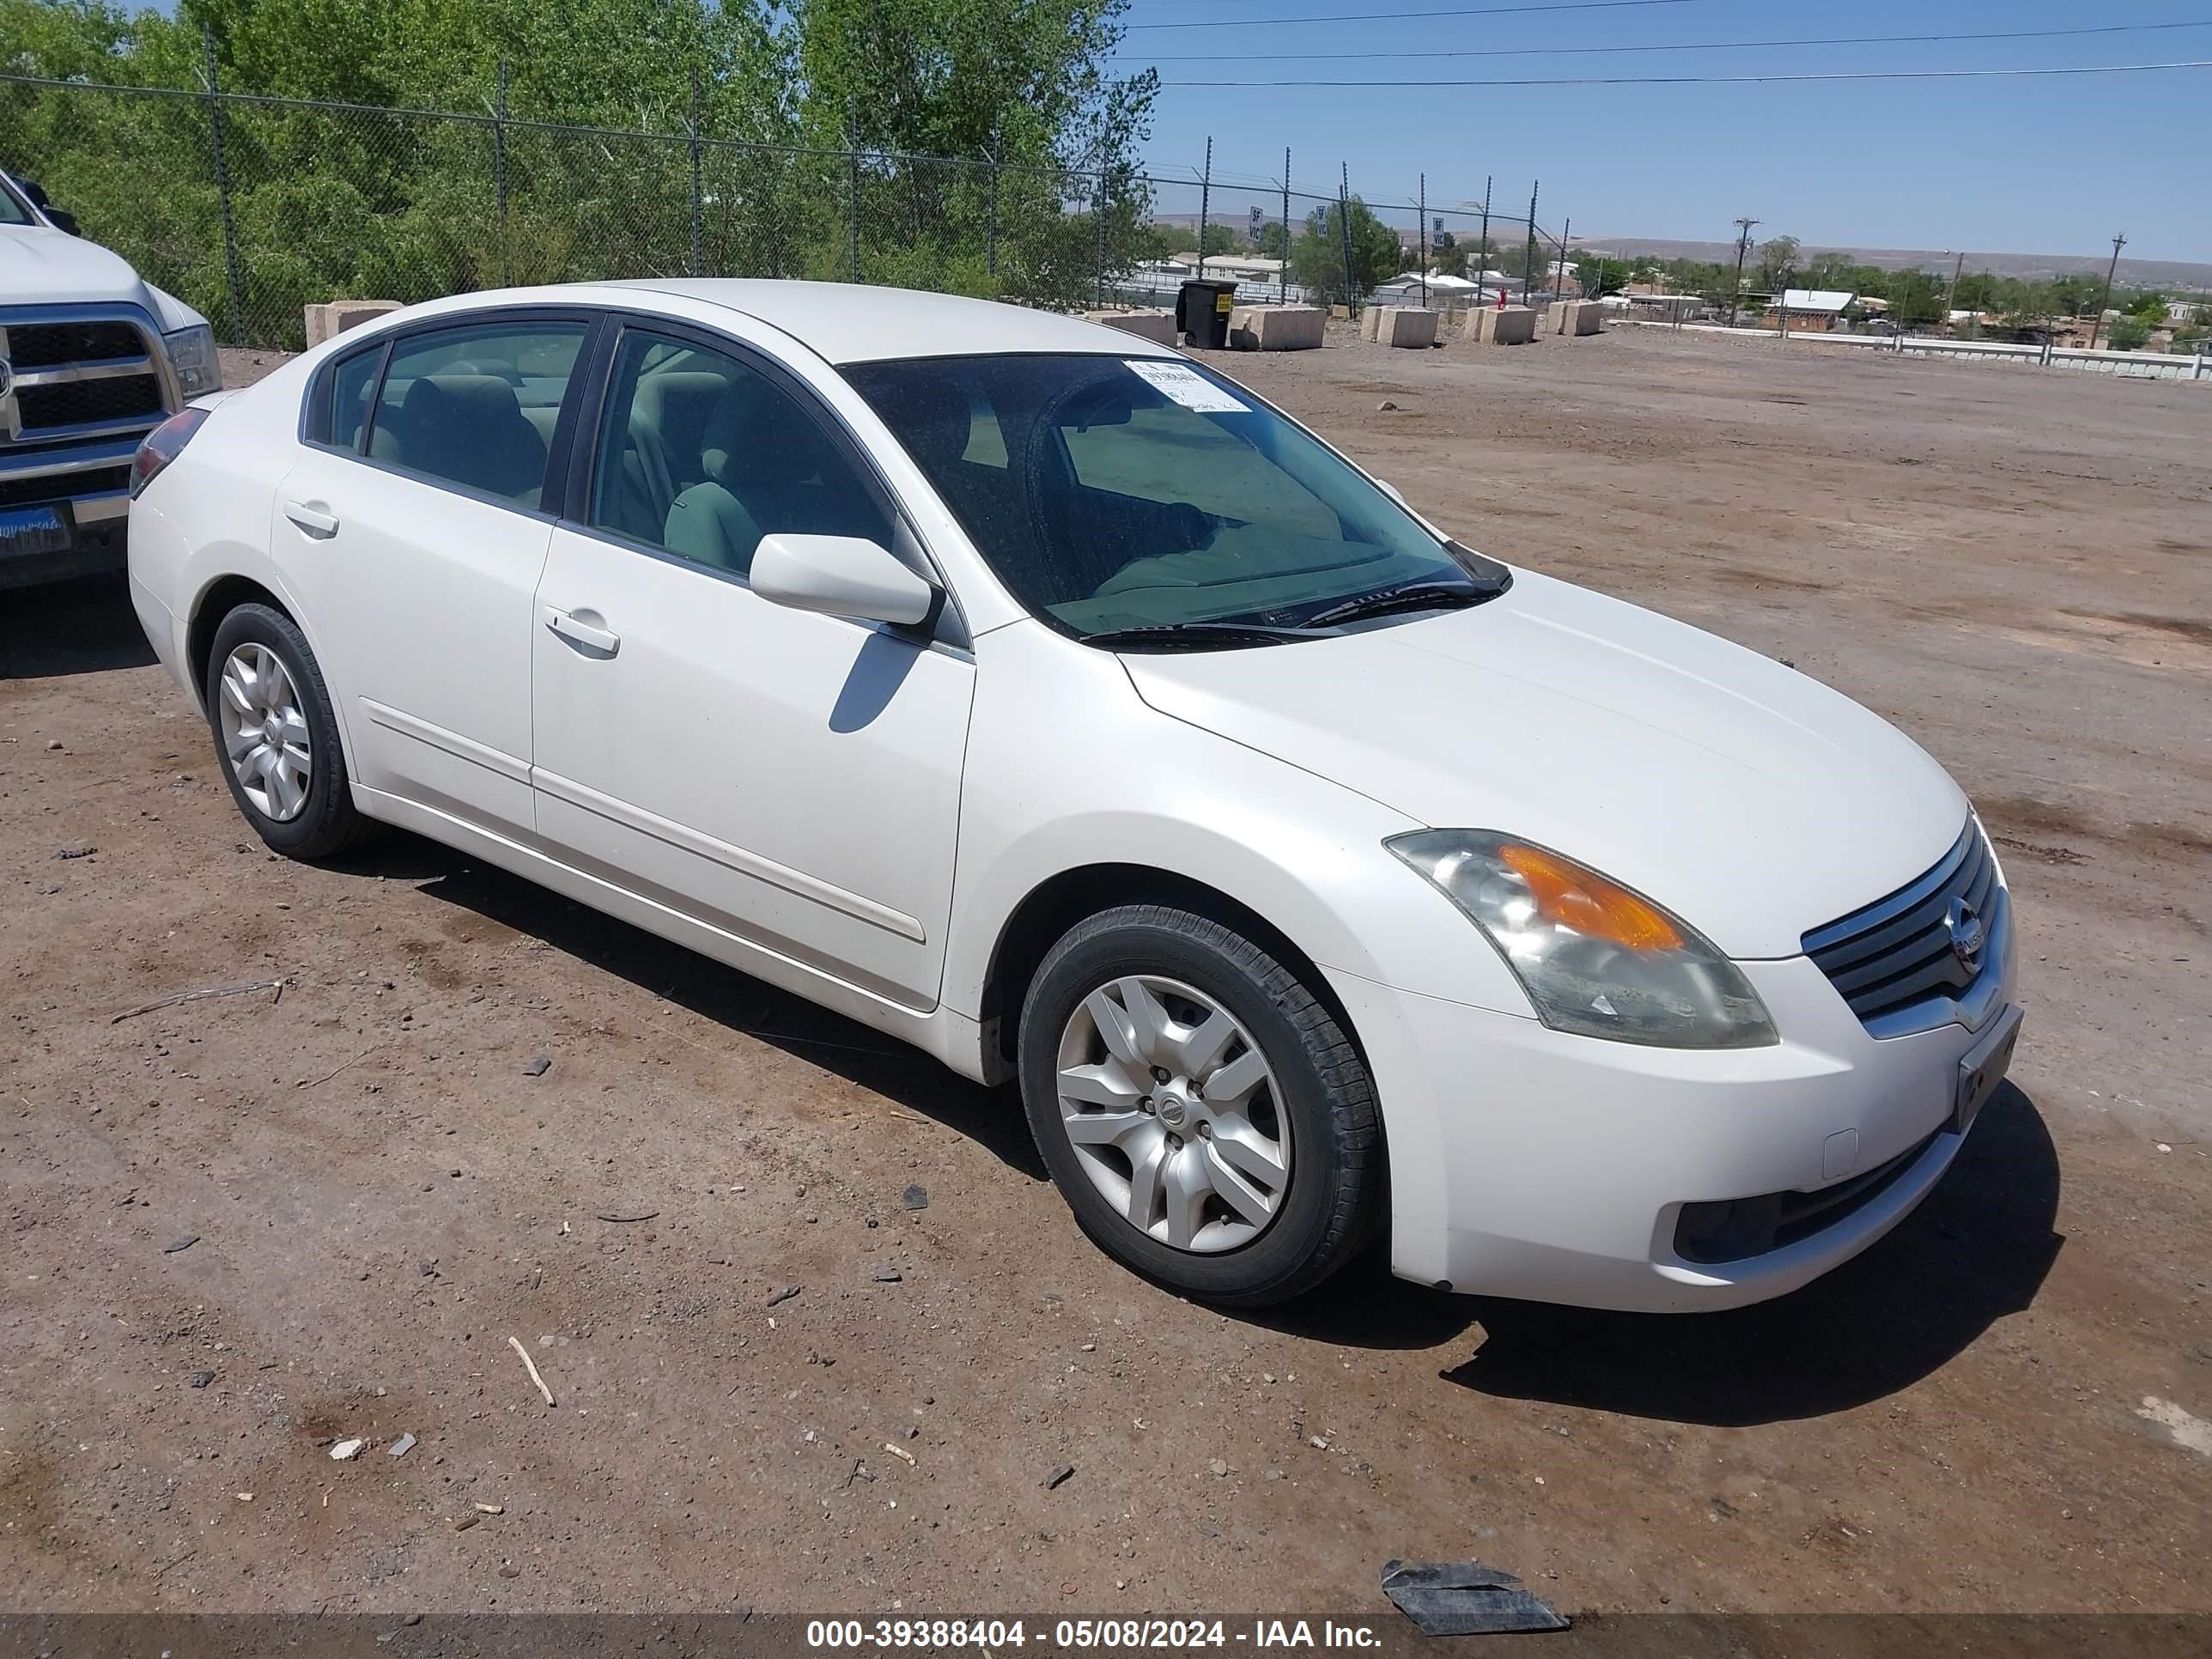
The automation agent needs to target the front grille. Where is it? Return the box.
[5,319,145,368]
[0,465,131,510]
[1674,1131,1938,1264]
[1803,822,1998,1030]
[15,374,167,433]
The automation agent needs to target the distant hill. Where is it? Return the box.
[1570,235,2212,291]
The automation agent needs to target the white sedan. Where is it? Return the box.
[125,281,2021,1310]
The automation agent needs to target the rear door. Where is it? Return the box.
[276,312,595,838]
[528,319,974,1011]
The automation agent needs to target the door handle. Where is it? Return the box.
[283,498,339,538]
[544,606,620,656]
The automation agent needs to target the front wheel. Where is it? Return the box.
[1018,904,1383,1307]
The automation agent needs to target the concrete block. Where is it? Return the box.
[304,300,402,347]
[1085,308,1176,345]
[1463,305,1538,346]
[1228,305,1326,350]
[1546,299,1602,337]
[1330,304,1352,320]
[1360,305,1389,342]
[1378,307,1439,349]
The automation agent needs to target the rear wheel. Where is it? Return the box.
[1018,904,1382,1307]
[203,603,370,860]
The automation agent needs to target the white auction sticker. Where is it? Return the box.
[1124,359,1250,414]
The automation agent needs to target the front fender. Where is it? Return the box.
[942,622,1534,1024]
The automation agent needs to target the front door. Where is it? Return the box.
[276,315,592,838]
[529,324,973,1011]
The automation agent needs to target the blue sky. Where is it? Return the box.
[1117,0,2212,260]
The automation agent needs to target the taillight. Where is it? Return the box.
[130,407,210,499]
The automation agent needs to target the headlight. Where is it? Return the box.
[1387,830,1778,1049]
[162,324,222,397]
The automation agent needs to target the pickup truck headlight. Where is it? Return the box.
[163,324,222,397]
[1387,830,1779,1049]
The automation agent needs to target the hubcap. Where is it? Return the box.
[1055,975,1292,1254]
[217,643,313,823]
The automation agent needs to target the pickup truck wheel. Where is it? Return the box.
[203,603,369,860]
[1018,904,1382,1307]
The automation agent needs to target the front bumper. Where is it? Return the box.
[1328,916,2020,1312]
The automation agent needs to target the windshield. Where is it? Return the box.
[842,353,1490,637]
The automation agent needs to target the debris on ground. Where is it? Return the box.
[508,1335,556,1407]
[884,1442,916,1465]
[188,1370,215,1389]
[1042,1464,1075,1490]
[329,1438,366,1461]
[1379,1559,1571,1636]
[112,977,285,1024]
[902,1184,929,1211]
[523,1055,551,1076]
[1208,1459,1229,1477]
[474,1503,504,1515]
[767,1285,800,1308]
[453,1515,480,1533]
[162,1236,199,1255]
[387,1432,417,1459]
[596,1210,659,1223]
[57,843,95,859]
[1378,400,1399,411]
[873,1267,902,1283]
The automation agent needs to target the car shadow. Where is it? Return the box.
[332,832,2060,1417]
[0,573,157,679]
[1432,1082,2062,1426]
[339,835,1046,1180]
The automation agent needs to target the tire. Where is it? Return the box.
[202,602,372,861]
[1018,903,1382,1307]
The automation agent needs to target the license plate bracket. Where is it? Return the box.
[1953,1005,2022,1135]
[0,504,73,559]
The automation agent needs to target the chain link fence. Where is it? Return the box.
[0,66,1164,349]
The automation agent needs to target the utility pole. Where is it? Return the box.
[1556,216,1571,298]
[1940,251,1964,335]
[2088,232,2126,349]
[1279,148,1291,304]
[1728,216,1759,327]
[1475,175,1492,307]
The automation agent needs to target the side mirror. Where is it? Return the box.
[751,533,937,629]
[1375,478,1409,509]
[17,179,79,235]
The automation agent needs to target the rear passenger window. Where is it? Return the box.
[588,329,890,577]
[367,322,589,506]
[329,346,383,452]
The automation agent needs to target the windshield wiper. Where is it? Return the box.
[1078,621,1323,651]
[1301,579,1504,630]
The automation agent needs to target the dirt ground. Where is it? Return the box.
[3,325,2209,1626]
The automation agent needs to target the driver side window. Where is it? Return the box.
[589,330,890,577]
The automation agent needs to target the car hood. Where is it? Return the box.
[0,222,161,308]
[1121,569,1968,959]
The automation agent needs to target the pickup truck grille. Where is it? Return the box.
[6,319,146,369]
[1803,821,2001,1035]
[1,308,175,447]
[15,373,167,432]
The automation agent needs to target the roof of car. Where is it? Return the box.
[606,278,1180,366]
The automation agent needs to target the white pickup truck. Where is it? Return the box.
[2,169,223,587]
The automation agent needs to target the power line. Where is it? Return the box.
[1159,58,2212,88]
[1115,19,2212,64]
[1128,0,1719,31]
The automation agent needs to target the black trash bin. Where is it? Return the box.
[1176,278,1238,349]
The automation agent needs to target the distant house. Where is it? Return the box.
[1772,289,1855,332]
[2167,299,2209,325]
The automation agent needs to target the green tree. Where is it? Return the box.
[1289,195,1400,306]
[1754,234,1800,293]
[2106,315,2154,350]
